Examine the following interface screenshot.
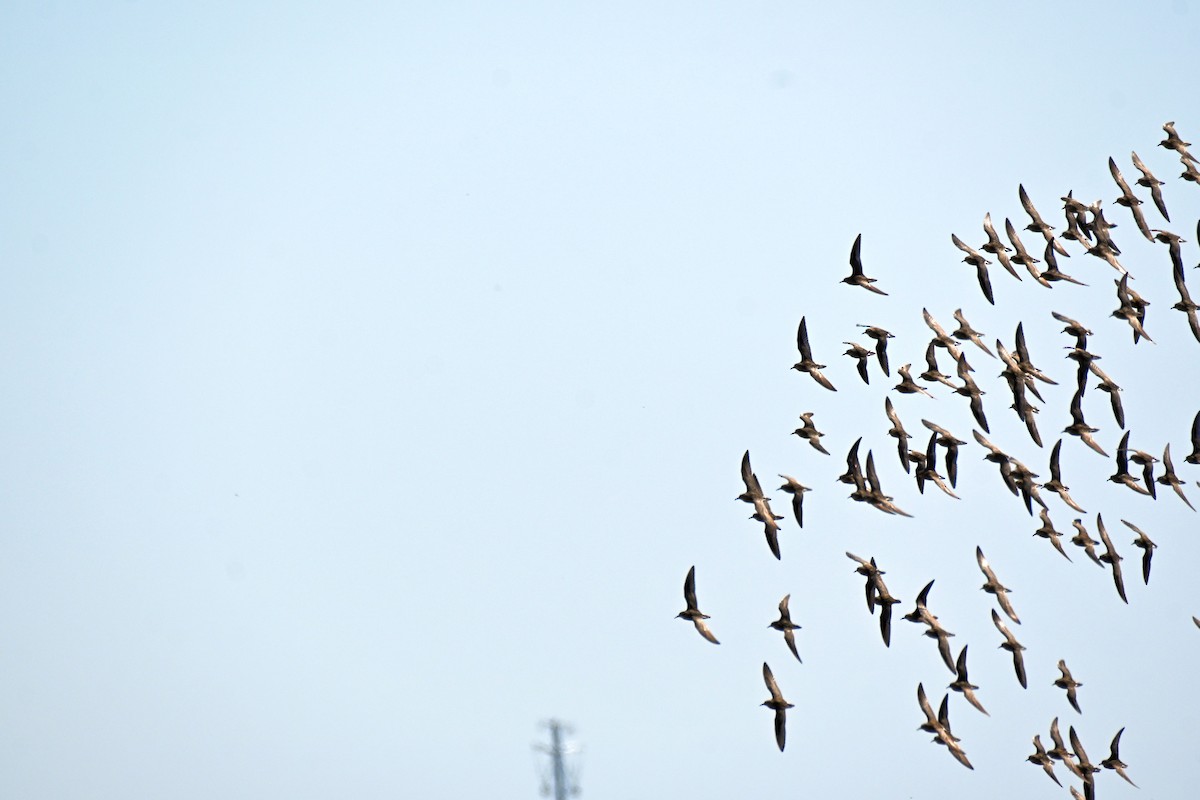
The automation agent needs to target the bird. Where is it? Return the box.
[951,309,995,357]
[1096,514,1128,604]
[1109,156,1154,241]
[843,341,873,384]
[1113,273,1153,343]
[737,450,785,560]
[1188,409,1200,465]
[953,356,989,431]
[1040,240,1087,285]
[1171,257,1200,343]
[1047,717,1082,776]
[1101,727,1138,787]
[884,397,912,473]
[917,683,973,770]
[769,595,802,663]
[1123,519,1156,585]
[1055,660,1083,713]
[922,419,965,487]
[858,325,894,376]
[981,212,1020,280]
[1127,441,1160,497]
[1052,311,1093,349]
[895,363,935,398]
[791,411,830,455]
[1131,150,1170,220]
[1088,361,1126,430]
[1034,508,1072,562]
[916,432,960,499]
[1065,388,1108,457]
[792,317,837,391]
[1069,726,1101,798]
[920,340,959,390]
[842,233,887,294]
[760,662,793,752]
[1019,183,1071,256]
[676,566,719,644]
[977,547,1020,623]
[952,233,996,304]
[1156,443,1195,510]
[1070,519,1104,567]
[1005,217,1051,285]
[991,609,1027,688]
[846,552,884,613]
[777,475,810,528]
[949,645,988,716]
[903,580,956,674]
[1160,120,1198,162]
[974,429,1018,495]
[1027,735,1062,787]
[1110,431,1152,496]
[1044,439,1086,513]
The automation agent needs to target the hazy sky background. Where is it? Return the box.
[2,2,1199,798]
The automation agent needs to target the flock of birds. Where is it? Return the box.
[674,121,1200,800]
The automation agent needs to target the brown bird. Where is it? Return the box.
[952,233,995,304]
[777,475,810,528]
[884,397,912,474]
[1070,519,1104,567]
[1055,660,1083,713]
[903,580,956,674]
[1096,514,1128,604]
[1027,735,1062,786]
[738,450,785,560]
[917,682,973,770]
[842,233,887,294]
[1101,727,1138,787]
[1127,441,1160,498]
[922,419,965,487]
[1131,150,1170,220]
[915,432,959,499]
[991,609,1027,688]
[769,595,802,662]
[949,645,988,716]
[895,363,935,398]
[1065,389,1108,457]
[1052,311,1093,349]
[981,212,1020,280]
[1123,519,1156,585]
[951,309,995,357]
[760,662,793,752]
[1088,361,1125,430]
[843,341,873,384]
[1188,409,1200,465]
[1040,240,1087,286]
[676,566,719,644]
[1171,257,1200,343]
[791,411,830,455]
[1109,156,1154,241]
[1034,508,1072,562]
[1069,727,1100,800]
[858,325,895,376]
[977,547,1020,623]
[1048,717,1081,775]
[792,317,837,391]
[1111,431,1152,496]
[1161,120,1198,162]
[1044,439,1086,513]
[1113,273,1153,343]
[1019,183,1072,256]
[1005,217,1051,285]
[920,340,959,390]
[953,356,989,431]
[1156,443,1195,510]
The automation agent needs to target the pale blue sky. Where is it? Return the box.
[2,2,1199,798]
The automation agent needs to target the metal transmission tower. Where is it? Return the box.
[533,719,581,799]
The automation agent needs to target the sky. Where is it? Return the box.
[2,2,1199,798]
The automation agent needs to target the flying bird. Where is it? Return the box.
[1123,519,1156,585]
[977,547,1020,623]
[922,419,965,487]
[950,309,994,357]
[895,363,935,398]
[792,317,837,391]
[1055,660,1083,713]
[1019,183,1071,256]
[917,683,973,770]
[1096,514,1128,604]
[1040,240,1087,285]
[1065,388,1108,457]
[1044,439,1086,513]
[676,566,720,644]
[1110,431,1152,496]
[1101,727,1138,787]
[1131,151,1170,220]
[1109,156,1154,241]
[1188,409,1200,465]
[769,594,802,663]
[952,233,995,304]
[1156,443,1195,510]
[981,212,1020,280]
[949,645,989,716]
[791,411,830,455]
[1034,508,1072,562]
[777,475,810,528]
[760,662,793,752]
[1027,735,1062,787]
[843,341,873,384]
[884,397,912,473]
[842,233,888,294]
[858,325,894,375]
[1088,361,1125,429]
[1005,217,1050,285]
[738,450,785,559]
[991,609,1027,688]
[1070,518,1104,567]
